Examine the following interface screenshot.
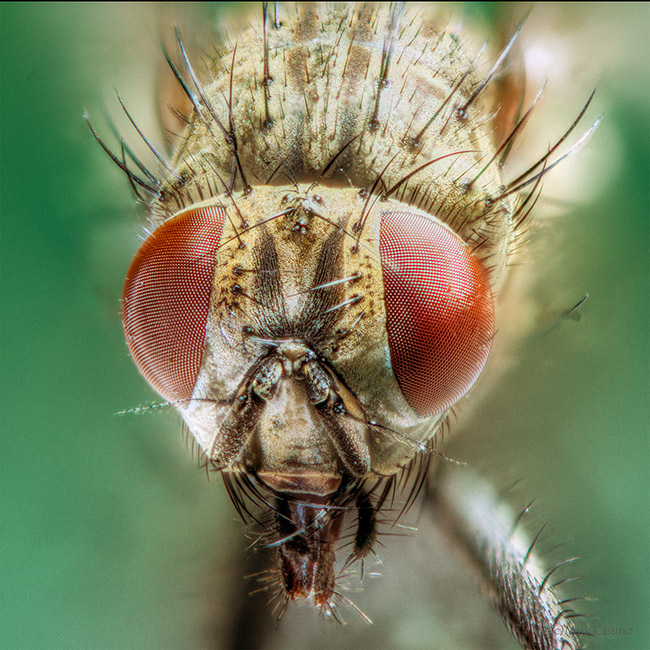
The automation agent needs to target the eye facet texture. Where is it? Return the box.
[122,205,226,401]
[379,211,494,416]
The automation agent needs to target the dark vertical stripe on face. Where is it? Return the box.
[252,231,287,336]
[302,228,346,341]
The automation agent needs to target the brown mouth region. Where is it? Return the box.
[252,469,381,616]
[274,492,345,610]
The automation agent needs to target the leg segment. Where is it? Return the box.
[427,464,584,650]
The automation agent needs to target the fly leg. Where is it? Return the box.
[427,464,584,650]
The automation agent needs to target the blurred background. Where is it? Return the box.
[1,3,648,649]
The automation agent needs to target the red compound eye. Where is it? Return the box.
[122,205,226,402]
[379,211,494,416]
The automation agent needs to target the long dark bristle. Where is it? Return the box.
[85,116,159,195]
[458,17,526,117]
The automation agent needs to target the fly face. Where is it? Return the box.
[96,2,592,641]
[121,181,497,609]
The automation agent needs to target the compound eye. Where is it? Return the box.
[122,205,226,402]
[379,211,494,416]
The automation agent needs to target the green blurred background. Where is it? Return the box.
[1,3,648,649]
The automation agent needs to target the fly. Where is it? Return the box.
[90,3,597,647]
